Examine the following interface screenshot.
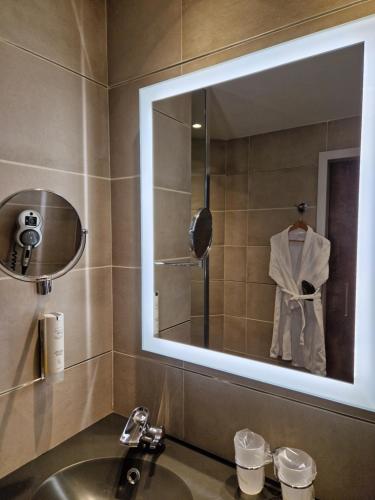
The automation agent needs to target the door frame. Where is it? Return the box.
[317,147,360,235]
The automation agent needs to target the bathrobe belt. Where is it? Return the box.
[280,288,321,346]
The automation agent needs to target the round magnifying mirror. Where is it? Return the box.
[0,189,87,293]
[189,208,213,260]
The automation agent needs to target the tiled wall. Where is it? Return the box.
[108,2,375,499]
[221,118,361,361]
[0,0,112,479]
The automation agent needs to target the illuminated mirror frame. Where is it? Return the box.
[140,15,375,411]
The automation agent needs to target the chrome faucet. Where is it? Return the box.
[120,406,165,451]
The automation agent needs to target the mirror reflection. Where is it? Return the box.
[0,190,83,278]
[153,43,363,383]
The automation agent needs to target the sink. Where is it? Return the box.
[32,457,193,500]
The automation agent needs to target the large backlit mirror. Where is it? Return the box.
[140,17,375,411]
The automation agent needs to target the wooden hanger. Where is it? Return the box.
[288,202,308,240]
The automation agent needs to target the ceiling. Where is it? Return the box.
[208,43,363,140]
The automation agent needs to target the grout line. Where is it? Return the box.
[0,351,112,398]
[0,36,108,89]
[154,186,191,195]
[111,175,140,181]
[0,158,111,181]
[108,0,365,90]
[112,265,141,270]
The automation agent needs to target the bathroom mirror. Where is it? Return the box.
[0,189,87,294]
[140,16,375,411]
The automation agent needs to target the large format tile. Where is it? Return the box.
[108,0,182,84]
[0,353,112,479]
[154,189,191,260]
[247,208,316,246]
[0,43,109,177]
[113,267,141,354]
[0,0,107,83]
[226,174,248,210]
[226,138,249,174]
[181,0,356,60]
[224,315,246,353]
[155,266,191,331]
[0,268,112,394]
[181,1,375,74]
[113,353,184,439]
[246,246,273,284]
[224,282,246,317]
[251,123,326,172]
[183,368,375,500]
[250,166,317,209]
[0,162,112,268]
[327,116,362,150]
[224,246,246,282]
[246,319,274,358]
[111,178,140,267]
[246,283,275,321]
[154,111,191,192]
[109,68,180,178]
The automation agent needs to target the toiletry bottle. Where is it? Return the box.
[39,312,64,383]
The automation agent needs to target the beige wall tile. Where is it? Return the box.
[0,353,112,479]
[247,208,316,246]
[154,93,192,125]
[154,111,191,192]
[154,189,191,260]
[210,281,224,316]
[181,0,359,60]
[209,316,224,351]
[0,162,111,268]
[108,0,182,84]
[224,282,246,317]
[0,43,109,177]
[246,283,275,321]
[192,174,205,210]
[112,178,140,267]
[226,138,249,174]
[109,68,180,178]
[0,0,107,84]
[250,166,317,209]
[159,321,191,344]
[246,246,273,284]
[210,174,226,210]
[191,280,204,316]
[212,212,225,245]
[113,353,184,439]
[225,211,247,246]
[0,268,112,395]
[210,139,226,174]
[156,266,191,331]
[191,316,204,347]
[192,138,205,175]
[182,2,375,75]
[225,174,248,210]
[327,116,362,150]
[224,316,246,353]
[246,319,273,358]
[209,246,224,280]
[251,123,326,172]
[224,246,246,282]
[113,267,141,354]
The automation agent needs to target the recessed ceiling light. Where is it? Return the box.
[192,123,202,129]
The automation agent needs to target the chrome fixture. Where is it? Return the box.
[120,406,165,451]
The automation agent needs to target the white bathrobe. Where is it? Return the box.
[269,226,330,376]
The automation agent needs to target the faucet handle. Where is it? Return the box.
[120,406,150,447]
